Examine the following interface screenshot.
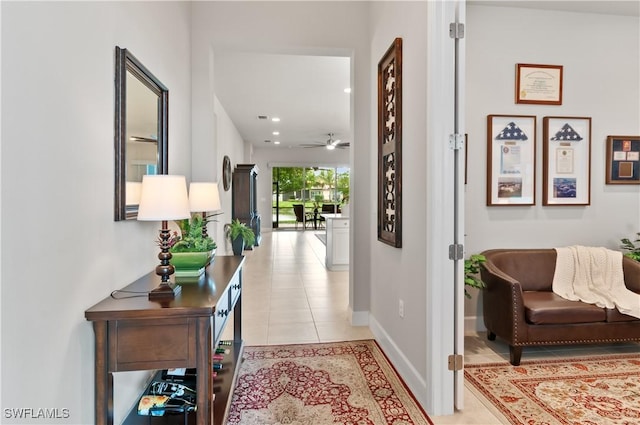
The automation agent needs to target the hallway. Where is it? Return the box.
[225,230,372,345]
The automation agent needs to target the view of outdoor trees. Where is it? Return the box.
[273,166,350,228]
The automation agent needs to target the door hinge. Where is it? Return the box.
[449,244,464,261]
[449,23,465,39]
[449,133,464,150]
[448,354,464,371]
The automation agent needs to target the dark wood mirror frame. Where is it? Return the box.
[114,46,169,221]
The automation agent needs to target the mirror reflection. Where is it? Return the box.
[126,72,159,181]
[114,46,168,221]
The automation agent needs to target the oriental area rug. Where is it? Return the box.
[465,354,640,425]
[226,340,433,425]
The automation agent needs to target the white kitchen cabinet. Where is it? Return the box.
[322,214,349,270]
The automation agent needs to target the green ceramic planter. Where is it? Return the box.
[170,249,215,277]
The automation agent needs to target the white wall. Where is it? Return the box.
[211,95,249,253]
[464,5,640,326]
[1,2,192,423]
[369,0,430,375]
[368,1,460,414]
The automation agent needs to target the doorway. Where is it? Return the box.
[272,166,350,230]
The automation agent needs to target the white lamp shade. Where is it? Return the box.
[189,182,222,212]
[137,175,191,221]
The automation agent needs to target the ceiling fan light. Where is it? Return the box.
[326,144,335,150]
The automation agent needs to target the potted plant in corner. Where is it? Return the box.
[224,219,255,256]
[464,253,486,298]
[168,213,217,277]
[620,233,640,261]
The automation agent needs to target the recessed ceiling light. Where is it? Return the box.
[271,117,280,122]
[344,88,351,93]
[274,141,280,145]
[272,131,280,136]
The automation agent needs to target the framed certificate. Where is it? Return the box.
[516,64,563,105]
[486,115,536,206]
[542,116,591,205]
[606,135,640,184]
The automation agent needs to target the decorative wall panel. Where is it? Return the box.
[378,38,402,247]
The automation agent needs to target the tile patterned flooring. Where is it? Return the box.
[225,230,640,424]
[221,229,373,346]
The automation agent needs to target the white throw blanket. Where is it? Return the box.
[553,246,640,319]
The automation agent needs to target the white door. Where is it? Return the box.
[425,0,465,415]
[453,0,466,410]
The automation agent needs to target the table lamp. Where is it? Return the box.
[188,182,222,238]
[137,175,191,301]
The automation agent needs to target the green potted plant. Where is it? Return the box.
[464,253,486,298]
[224,219,255,255]
[168,214,217,275]
[620,233,640,261]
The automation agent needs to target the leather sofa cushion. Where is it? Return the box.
[523,291,606,324]
[606,308,640,322]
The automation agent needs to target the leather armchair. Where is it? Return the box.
[480,249,640,365]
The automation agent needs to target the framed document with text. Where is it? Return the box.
[606,135,640,184]
[543,116,591,205]
[486,115,536,206]
[516,64,563,105]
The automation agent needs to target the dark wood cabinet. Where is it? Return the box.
[85,256,245,425]
[232,164,261,246]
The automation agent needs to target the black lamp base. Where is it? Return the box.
[148,282,182,301]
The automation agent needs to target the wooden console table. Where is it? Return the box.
[85,255,244,425]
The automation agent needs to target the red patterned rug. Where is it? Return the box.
[226,340,433,425]
[465,354,640,424]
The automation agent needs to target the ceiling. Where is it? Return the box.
[214,51,352,151]
[212,2,638,152]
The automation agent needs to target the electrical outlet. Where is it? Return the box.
[399,299,404,318]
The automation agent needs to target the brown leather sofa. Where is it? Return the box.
[480,248,640,365]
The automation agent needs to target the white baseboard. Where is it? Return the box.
[350,309,369,326]
[464,315,486,335]
[368,316,427,409]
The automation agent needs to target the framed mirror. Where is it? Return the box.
[114,46,168,221]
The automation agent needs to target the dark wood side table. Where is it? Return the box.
[85,255,244,425]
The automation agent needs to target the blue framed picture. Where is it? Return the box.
[606,135,640,184]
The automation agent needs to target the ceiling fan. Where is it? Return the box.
[300,133,350,150]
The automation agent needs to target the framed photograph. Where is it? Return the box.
[543,116,591,205]
[486,115,536,206]
[377,38,402,248]
[606,136,640,184]
[516,63,563,105]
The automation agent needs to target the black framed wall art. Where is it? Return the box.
[377,38,402,248]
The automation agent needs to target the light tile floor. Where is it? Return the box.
[222,229,374,345]
[225,230,640,424]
